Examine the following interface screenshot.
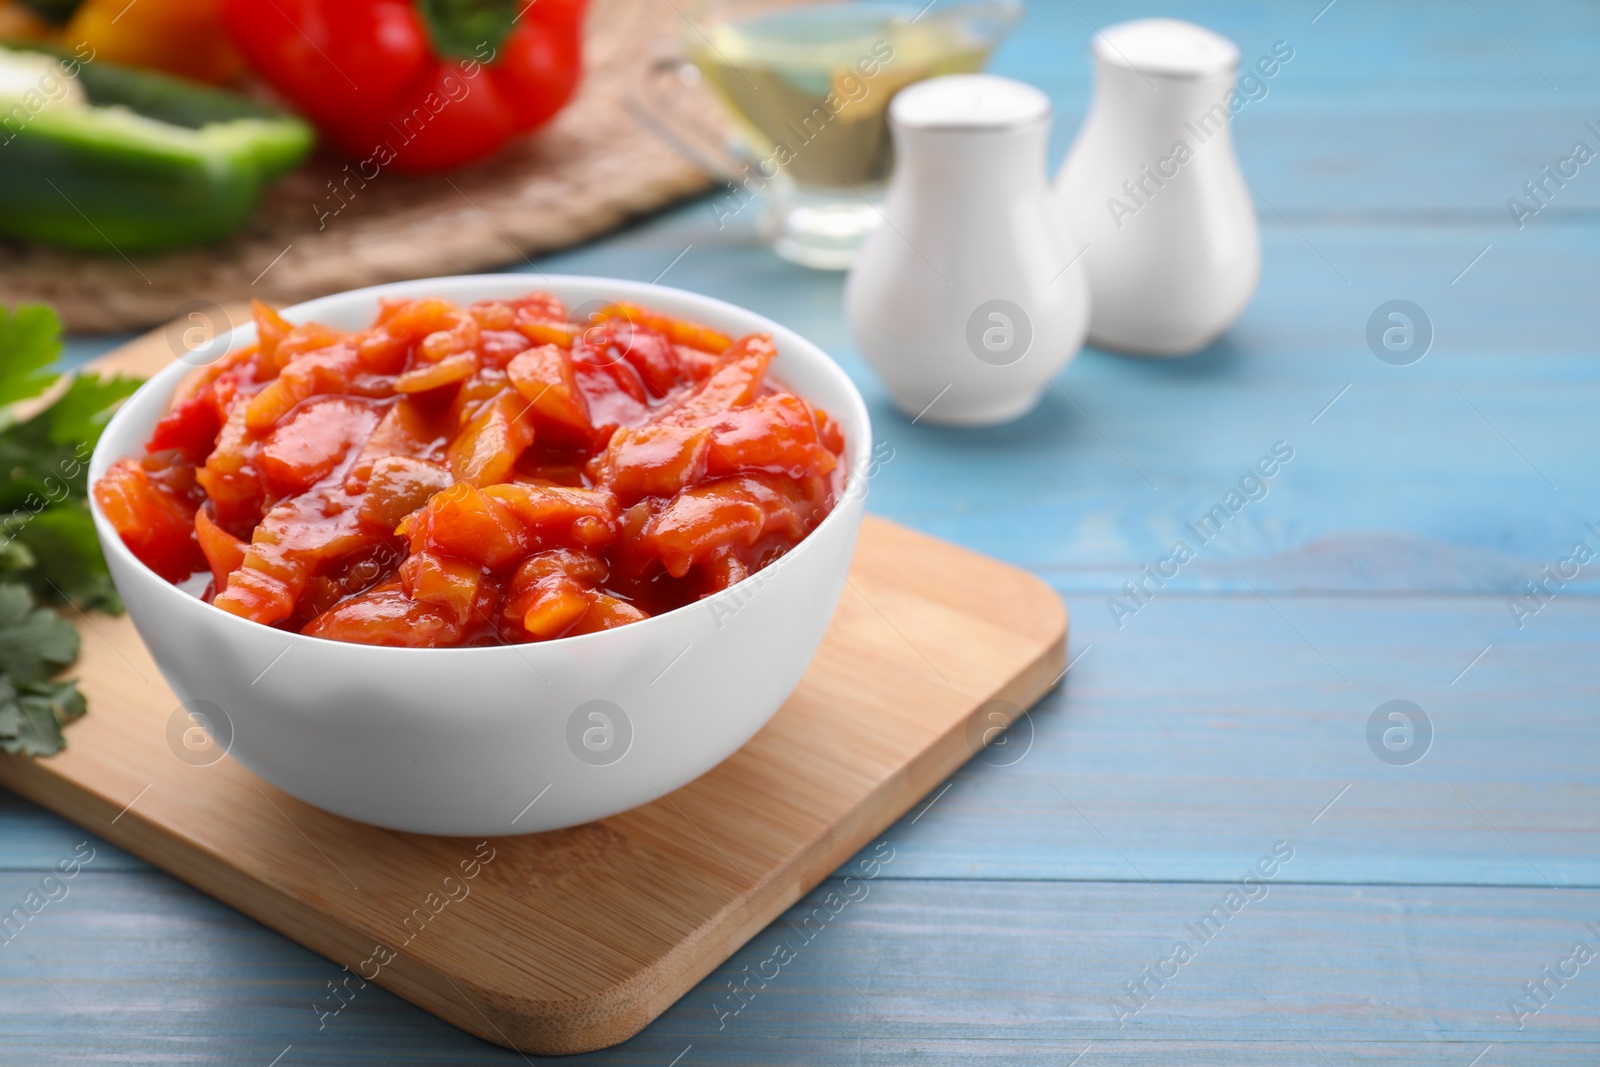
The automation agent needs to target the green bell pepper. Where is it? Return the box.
[0,45,313,253]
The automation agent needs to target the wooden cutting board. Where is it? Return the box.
[0,0,728,333]
[0,335,1069,1055]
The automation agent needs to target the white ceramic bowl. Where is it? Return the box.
[90,275,870,836]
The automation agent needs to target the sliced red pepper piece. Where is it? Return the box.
[346,397,454,490]
[94,458,206,583]
[147,390,223,459]
[705,393,836,479]
[601,302,734,355]
[399,550,485,617]
[402,482,530,571]
[213,488,378,625]
[303,582,479,647]
[482,483,618,550]
[567,593,649,634]
[507,343,592,441]
[245,342,363,434]
[357,455,454,530]
[663,334,776,426]
[595,423,711,505]
[256,397,381,498]
[194,507,247,594]
[447,389,536,487]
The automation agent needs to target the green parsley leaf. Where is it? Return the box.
[0,676,87,757]
[23,678,87,728]
[45,373,143,449]
[0,302,145,756]
[0,387,89,513]
[0,535,35,574]
[13,505,121,613]
[0,678,25,749]
[0,581,80,685]
[0,303,63,407]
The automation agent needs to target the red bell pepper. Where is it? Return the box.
[220,0,586,172]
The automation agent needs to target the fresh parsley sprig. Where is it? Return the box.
[0,303,143,756]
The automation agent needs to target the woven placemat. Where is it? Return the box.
[0,0,722,333]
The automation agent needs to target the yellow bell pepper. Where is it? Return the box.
[64,0,243,85]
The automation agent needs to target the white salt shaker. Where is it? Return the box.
[846,74,1089,426]
[1055,19,1260,356]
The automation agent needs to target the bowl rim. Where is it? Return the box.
[89,273,872,659]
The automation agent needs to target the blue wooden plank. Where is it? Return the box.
[59,330,136,368]
[991,0,1600,105]
[880,0,1600,217]
[0,793,142,873]
[0,871,479,1066]
[4,872,1597,1065]
[684,879,1600,1058]
[845,593,1600,886]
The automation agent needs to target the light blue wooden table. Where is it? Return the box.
[7,0,1600,1062]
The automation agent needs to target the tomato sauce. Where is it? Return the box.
[94,294,846,647]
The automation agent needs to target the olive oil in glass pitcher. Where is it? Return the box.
[684,0,1020,268]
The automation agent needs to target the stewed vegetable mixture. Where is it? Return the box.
[95,294,845,647]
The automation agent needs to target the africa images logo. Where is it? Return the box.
[567,699,633,767]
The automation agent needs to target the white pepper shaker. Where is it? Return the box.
[1055,19,1261,356]
[846,74,1089,426]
